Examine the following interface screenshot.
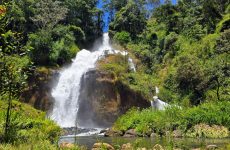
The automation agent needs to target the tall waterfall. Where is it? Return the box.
[50,33,111,128]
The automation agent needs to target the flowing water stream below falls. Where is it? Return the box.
[59,136,230,149]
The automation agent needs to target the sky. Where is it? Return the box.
[97,0,177,32]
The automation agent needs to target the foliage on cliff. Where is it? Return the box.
[97,54,159,100]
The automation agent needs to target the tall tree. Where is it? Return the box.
[30,0,68,29]
[63,0,103,40]
[109,1,147,38]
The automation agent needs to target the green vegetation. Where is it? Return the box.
[0,99,61,149]
[107,0,229,105]
[0,0,103,148]
[0,0,230,148]
[113,101,230,138]
[104,0,229,138]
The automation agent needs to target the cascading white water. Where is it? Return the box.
[50,33,111,127]
[151,87,169,110]
[50,33,136,128]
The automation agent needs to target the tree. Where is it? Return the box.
[113,31,131,46]
[207,29,230,101]
[0,15,30,142]
[153,3,179,33]
[63,0,103,40]
[175,56,207,105]
[30,0,68,29]
[109,1,147,38]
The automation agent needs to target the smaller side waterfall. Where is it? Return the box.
[151,87,169,110]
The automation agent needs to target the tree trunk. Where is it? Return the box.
[216,78,220,101]
[4,74,12,143]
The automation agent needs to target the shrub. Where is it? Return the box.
[113,31,131,46]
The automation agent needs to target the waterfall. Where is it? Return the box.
[50,33,136,128]
[50,33,111,128]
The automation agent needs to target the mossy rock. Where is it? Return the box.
[186,123,229,138]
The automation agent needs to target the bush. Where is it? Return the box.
[113,31,131,46]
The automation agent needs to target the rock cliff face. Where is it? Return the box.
[77,69,150,128]
[20,68,59,111]
[20,67,150,127]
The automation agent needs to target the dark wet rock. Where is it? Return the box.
[104,129,123,137]
[92,142,115,150]
[62,127,98,136]
[206,145,218,150]
[100,128,109,134]
[20,67,59,111]
[123,129,137,137]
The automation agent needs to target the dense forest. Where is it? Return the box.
[0,0,230,149]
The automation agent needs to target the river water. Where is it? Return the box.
[59,135,230,149]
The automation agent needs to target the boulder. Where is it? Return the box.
[121,143,133,150]
[59,142,74,148]
[100,128,109,134]
[206,145,218,150]
[137,148,147,150]
[150,132,159,138]
[92,143,115,150]
[153,144,164,150]
[104,129,123,137]
[172,130,183,138]
[123,129,137,137]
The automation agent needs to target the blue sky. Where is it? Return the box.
[97,0,177,32]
